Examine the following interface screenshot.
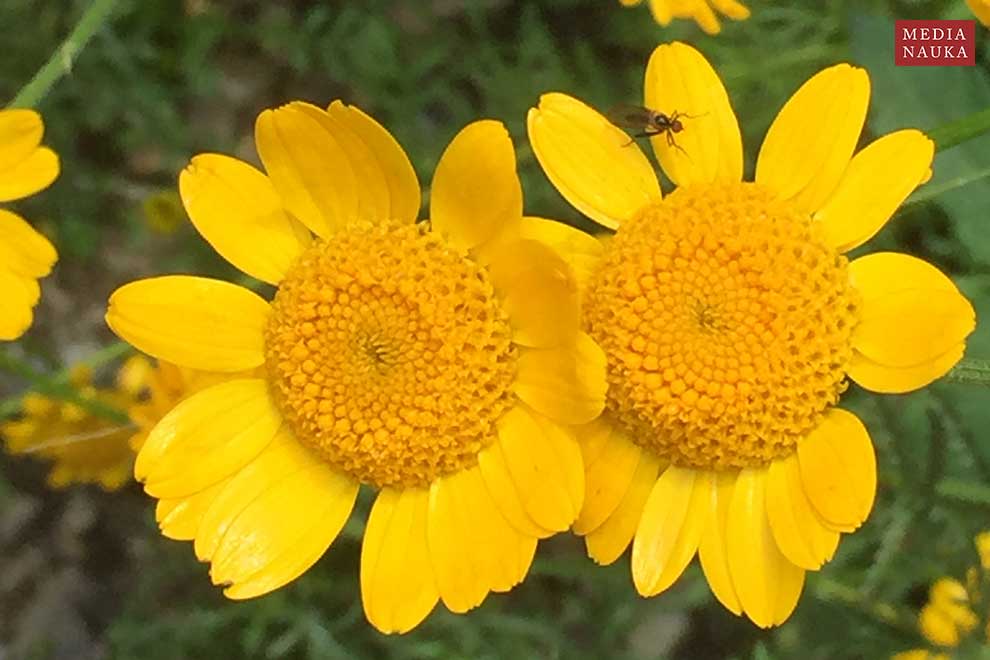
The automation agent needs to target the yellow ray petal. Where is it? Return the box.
[488,239,580,348]
[512,332,607,425]
[726,467,806,627]
[633,467,711,596]
[179,154,311,285]
[766,454,840,570]
[518,216,604,296]
[0,270,39,340]
[255,102,358,238]
[327,101,421,225]
[477,438,554,539]
[211,460,357,600]
[157,477,231,541]
[847,344,965,394]
[969,0,990,24]
[430,120,522,251]
[586,452,663,565]
[0,109,43,170]
[849,253,974,371]
[0,147,58,203]
[362,487,439,634]
[756,65,870,212]
[490,405,583,532]
[815,130,934,253]
[797,409,876,531]
[0,209,57,278]
[644,42,743,186]
[710,0,750,19]
[698,470,742,615]
[106,276,270,372]
[528,93,661,230]
[137,379,281,497]
[574,419,642,535]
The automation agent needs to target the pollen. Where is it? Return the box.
[584,182,860,470]
[264,223,517,488]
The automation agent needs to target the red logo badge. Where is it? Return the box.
[895,20,976,66]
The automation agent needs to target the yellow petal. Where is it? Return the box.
[518,216,604,295]
[815,130,934,252]
[361,487,439,634]
[0,269,40,340]
[710,0,750,19]
[489,405,583,532]
[644,42,743,186]
[726,467,806,627]
[211,454,357,600]
[586,451,662,565]
[326,101,421,225]
[137,379,281,498]
[0,209,56,279]
[574,419,643,535]
[848,344,965,394]
[0,145,59,202]
[255,102,358,238]
[766,454,840,570]
[797,409,876,531]
[698,470,742,615]
[477,438,554,539]
[488,239,580,348]
[850,253,974,370]
[756,65,870,212]
[969,0,990,25]
[179,154,311,284]
[156,477,231,541]
[106,276,270,372]
[527,93,661,230]
[512,332,607,425]
[632,467,710,596]
[427,466,536,613]
[430,120,522,251]
[0,109,43,170]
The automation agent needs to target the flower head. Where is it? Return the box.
[0,109,59,340]
[527,42,976,628]
[1,363,143,490]
[619,0,750,34]
[105,101,606,633]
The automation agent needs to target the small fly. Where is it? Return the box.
[607,104,702,154]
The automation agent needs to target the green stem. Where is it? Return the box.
[929,107,990,153]
[813,577,917,637]
[944,358,990,386]
[903,165,990,208]
[6,0,121,108]
[0,349,129,423]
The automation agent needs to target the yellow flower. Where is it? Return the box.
[1,365,141,490]
[919,578,979,648]
[619,0,750,34]
[105,101,607,634]
[0,109,60,340]
[527,42,976,628]
[968,0,990,26]
[976,531,990,571]
[892,652,950,660]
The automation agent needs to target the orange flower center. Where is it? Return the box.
[584,182,860,470]
[264,223,517,488]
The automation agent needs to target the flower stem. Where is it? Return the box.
[928,107,990,153]
[6,0,121,108]
[944,358,990,386]
[813,576,917,637]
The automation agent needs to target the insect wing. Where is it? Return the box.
[605,104,657,130]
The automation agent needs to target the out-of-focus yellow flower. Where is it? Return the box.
[892,651,950,660]
[0,109,60,340]
[142,190,186,235]
[919,578,978,647]
[975,531,990,571]
[619,0,750,34]
[1,364,140,490]
[967,0,990,26]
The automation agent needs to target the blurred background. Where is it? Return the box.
[1,0,990,658]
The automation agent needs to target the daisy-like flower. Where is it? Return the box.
[619,0,750,35]
[0,109,59,340]
[527,42,976,627]
[967,0,990,26]
[1,364,144,490]
[105,101,606,634]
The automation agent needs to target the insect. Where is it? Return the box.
[606,104,703,154]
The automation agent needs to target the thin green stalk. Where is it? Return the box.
[929,107,990,153]
[6,0,121,108]
[944,358,990,386]
[813,577,917,637]
[902,165,990,208]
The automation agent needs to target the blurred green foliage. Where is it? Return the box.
[2,0,990,658]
